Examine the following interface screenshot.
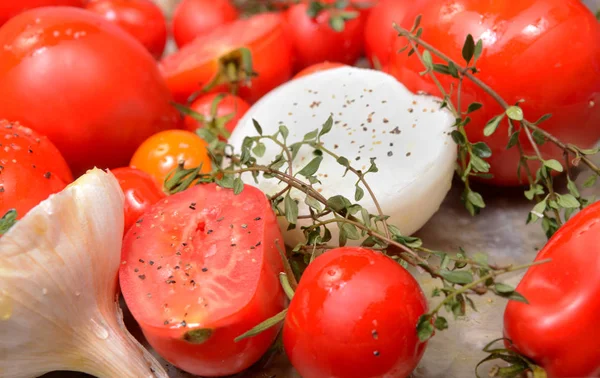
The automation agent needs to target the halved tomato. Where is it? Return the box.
[160,12,292,103]
[119,183,286,376]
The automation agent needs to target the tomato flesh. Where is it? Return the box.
[283,247,428,378]
[172,0,239,48]
[120,184,285,376]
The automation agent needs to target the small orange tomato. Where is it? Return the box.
[130,130,212,185]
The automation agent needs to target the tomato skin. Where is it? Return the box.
[111,167,165,232]
[0,7,180,177]
[283,247,428,378]
[130,130,212,185]
[172,0,239,48]
[0,120,73,219]
[161,12,293,104]
[84,0,168,59]
[504,201,600,377]
[293,61,346,79]
[183,92,250,138]
[120,183,285,376]
[388,0,600,186]
[282,3,365,71]
[0,0,85,26]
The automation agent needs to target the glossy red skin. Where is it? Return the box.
[0,120,73,219]
[183,92,250,138]
[283,247,428,378]
[84,0,168,59]
[388,0,600,186]
[111,167,165,233]
[161,12,292,104]
[504,201,600,377]
[172,0,239,48]
[120,184,285,376]
[282,2,365,71]
[293,61,346,79]
[0,0,84,26]
[0,7,180,177]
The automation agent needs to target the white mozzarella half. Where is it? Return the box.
[228,66,456,246]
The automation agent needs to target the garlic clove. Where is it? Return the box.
[0,168,168,378]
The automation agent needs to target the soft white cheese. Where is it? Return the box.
[229,67,456,246]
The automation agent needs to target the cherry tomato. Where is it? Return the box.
[111,167,165,233]
[0,120,73,219]
[84,0,168,59]
[130,130,212,185]
[120,183,285,376]
[161,12,293,104]
[504,201,600,377]
[388,0,600,186]
[183,93,250,140]
[282,2,366,71]
[0,7,180,177]
[0,0,84,26]
[283,247,428,378]
[172,0,239,48]
[293,61,346,79]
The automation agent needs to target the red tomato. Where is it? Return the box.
[160,12,293,103]
[0,7,180,177]
[283,247,428,378]
[282,2,366,71]
[293,61,346,79]
[183,93,250,139]
[111,167,165,232]
[388,0,600,186]
[120,183,286,376]
[130,130,212,185]
[84,0,168,59]
[172,0,239,48]
[0,0,84,26]
[504,201,600,377]
[0,120,73,219]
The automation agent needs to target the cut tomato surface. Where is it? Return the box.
[120,183,285,376]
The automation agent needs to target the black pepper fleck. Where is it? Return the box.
[207,229,213,234]
[43,172,51,179]
[254,217,262,221]
[373,351,380,357]
[138,274,146,280]
[202,267,208,272]
[180,321,187,327]
[216,217,224,222]
[139,259,145,263]
[189,202,196,210]
[166,280,176,284]
[134,268,139,273]
[387,151,393,157]
[390,127,401,134]
[149,261,154,266]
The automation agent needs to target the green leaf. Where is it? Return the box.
[505,106,523,121]
[233,177,244,195]
[584,174,598,188]
[440,269,474,285]
[303,129,319,141]
[466,102,483,113]
[532,130,546,145]
[278,125,289,140]
[285,194,299,225]
[578,147,600,155]
[360,208,371,227]
[470,155,490,173]
[533,113,552,125]
[252,119,263,135]
[434,316,449,331]
[183,328,213,344]
[327,195,351,212]
[462,34,475,64]
[473,39,483,63]
[524,184,544,200]
[305,195,322,212]
[196,127,216,143]
[506,130,520,149]
[451,130,466,145]
[252,142,266,157]
[234,309,288,342]
[543,159,563,172]
[466,190,485,208]
[422,50,434,73]
[216,174,234,189]
[433,63,450,75]
[416,315,434,342]
[507,291,529,304]
[0,209,17,235]
[410,14,422,33]
[494,283,515,294]
[341,222,360,240]
[531,199,547,218]
[336,156,350,168]
[354,185,364,201]
[471,142,492,158]
[319,115,334,138]
[448,61,459,78]
[366,158,379,173]
[483,114,504,136]
[328,15,345,31]
[557,193,580,208]
[297,156,323,177]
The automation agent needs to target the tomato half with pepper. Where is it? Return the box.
[172,0,239,48]
[0,7,180,177]
[503,201,600,377]
[183,92,250,140]
[283,247,428,378]
[120,183,286,376]
[160,12,292,104]
[388,0,600,186]
[84,0,168,59]
[0,120,73,219]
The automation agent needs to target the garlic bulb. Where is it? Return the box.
[0,168,168,378]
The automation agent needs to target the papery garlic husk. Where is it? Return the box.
[0,168,168,378]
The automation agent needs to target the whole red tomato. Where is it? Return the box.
[504,201,600,377]
[111,167,165,232]
[84,0,168,59]
[0,0,84,26]
[293,61,346,79]
[172,0,239,48]
[183,92,250,139]
[161,12,292,104]
[282,2,365,71]
[283,247,428,378]
[0,7,179,177]
[388,0,600,186]
[120,183,285,376]
[0,120,73,219]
